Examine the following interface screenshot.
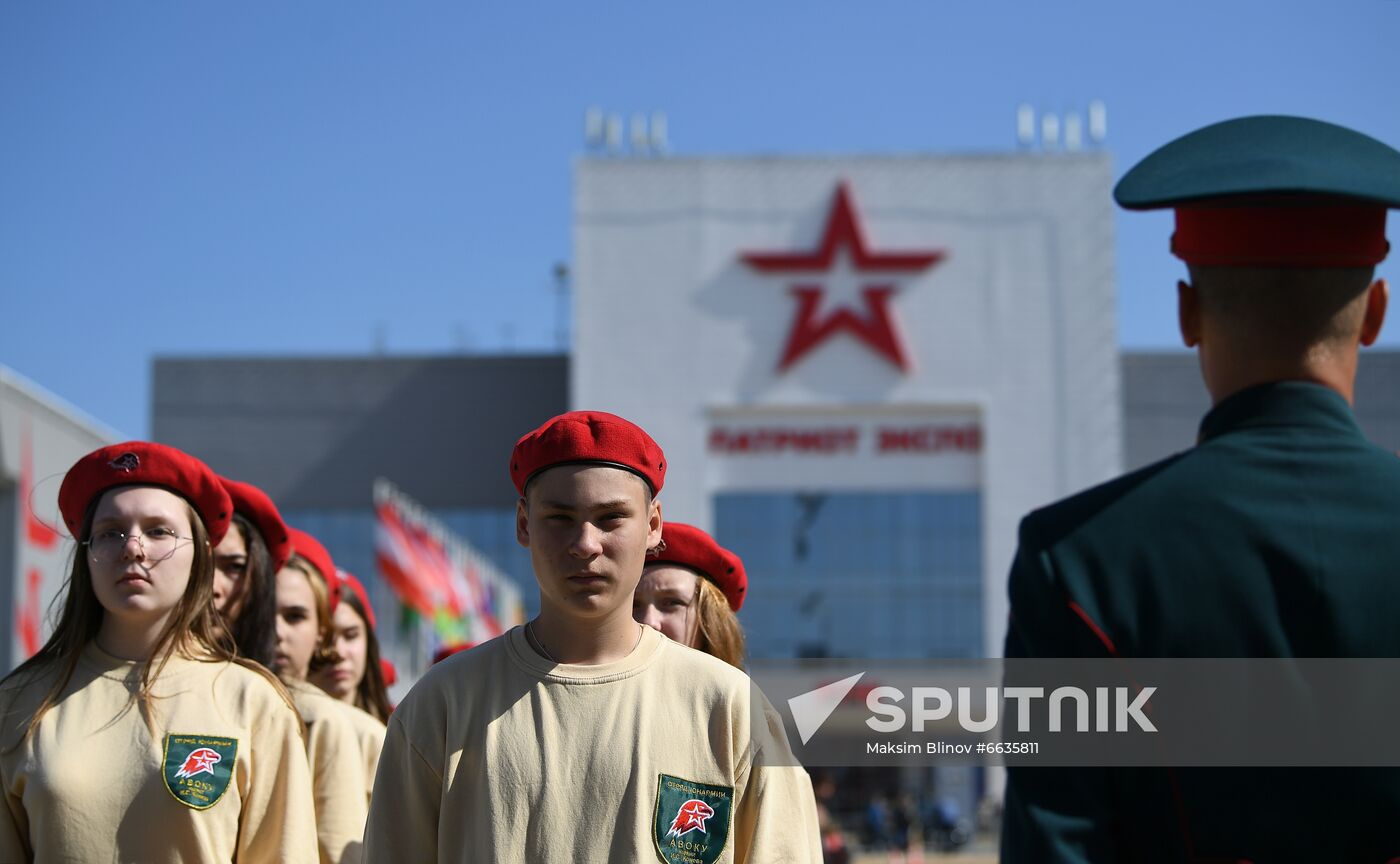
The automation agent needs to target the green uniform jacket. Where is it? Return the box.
[1002,381,1400,863]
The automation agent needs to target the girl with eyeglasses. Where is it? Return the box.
[0,442,316,862]
[310,571,391,806]
[275,528,369,863]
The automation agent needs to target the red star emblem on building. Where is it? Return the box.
[742,183,945,372]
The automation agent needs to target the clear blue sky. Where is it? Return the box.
[4,1,1398,439]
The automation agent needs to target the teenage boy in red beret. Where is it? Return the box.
[364,411,821,863]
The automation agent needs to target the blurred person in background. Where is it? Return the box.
[632,521,747,668]
[278,528,368,864]
[817,802,851,864]
[0,442,315,862]
[213,477,289,669]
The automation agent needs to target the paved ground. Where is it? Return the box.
[852,854,996,864]
[849,838,998,863]
[845,851,1002,856]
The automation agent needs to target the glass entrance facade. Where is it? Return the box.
[715,490,983,660]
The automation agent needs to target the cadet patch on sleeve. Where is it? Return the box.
[162,734,238,810]
[653,773,733,864]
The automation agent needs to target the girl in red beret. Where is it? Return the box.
[311,571,392,723]
[0,442,316,862]
[310,571,392,810]
[213,477,288,670]
[274,528,368,863]
[633,522,748,668]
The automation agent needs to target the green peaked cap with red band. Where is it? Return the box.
[1115,115,1400,267]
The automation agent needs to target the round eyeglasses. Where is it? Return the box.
[83,528,193,565]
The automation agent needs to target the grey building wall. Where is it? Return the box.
[1356,351,1400,449]
[152,355,568,510]
[148,349,1400,646]
[1122,350,1400,471]
[1120,353,1210,471]
[152,348,1400,524]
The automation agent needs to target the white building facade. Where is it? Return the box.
[0,368,114,671]
[573,154,1119,660]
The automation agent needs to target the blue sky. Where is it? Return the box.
[4,1,1398,438]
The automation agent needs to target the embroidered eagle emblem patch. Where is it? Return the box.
[174,747,223,779]
[163,734,237,810]
[653,774,732,864]
[666,800,716,838]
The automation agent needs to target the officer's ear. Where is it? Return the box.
[1359,278,1388,347]
[1178,280,1202,348]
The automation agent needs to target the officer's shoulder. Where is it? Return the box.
[1018,450,1193,550]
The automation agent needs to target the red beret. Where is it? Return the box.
[219,477,292,572]
[58,442,232,545]
[338,570,376,631]
[510,411,666,496]
[379,658,397,687]
[287,527,340,614]
[646,522,747,611]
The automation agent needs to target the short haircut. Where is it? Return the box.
[1188,264,1375,352]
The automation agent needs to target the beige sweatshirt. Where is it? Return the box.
[0,642,317,863]
[287,679,369,864]
[363,625,822,864]
[340,702,386,805]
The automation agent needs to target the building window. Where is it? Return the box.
[715,491,982,659]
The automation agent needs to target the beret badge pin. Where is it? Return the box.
[108,453,140,473]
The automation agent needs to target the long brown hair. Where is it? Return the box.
[223,513,278,669]
[692,577,745,669]
[4,491,295,741]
